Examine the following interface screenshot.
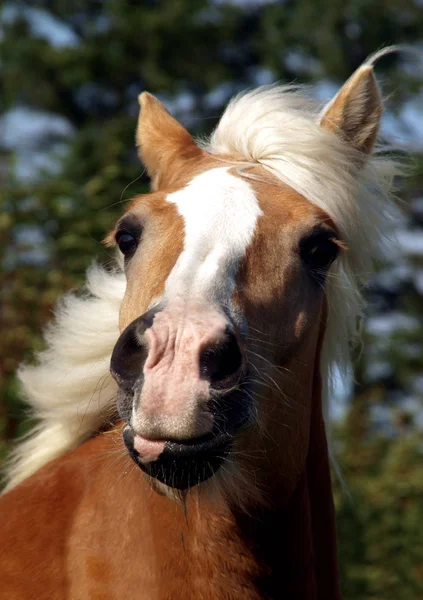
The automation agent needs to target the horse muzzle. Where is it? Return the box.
[122,425,234,489]
[111,303,252,489]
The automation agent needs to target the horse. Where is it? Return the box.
[0,50,401,599]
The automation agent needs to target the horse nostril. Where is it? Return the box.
[110,313,156,388]
[200,331,243,388]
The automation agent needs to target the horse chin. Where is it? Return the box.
[122,425,233,491]
[120,386,254,491]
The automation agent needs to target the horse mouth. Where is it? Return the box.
[122,425,232,490]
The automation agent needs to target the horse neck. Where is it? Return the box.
[275,320,340,599]
[149,337,340,599]
[212,316,340,598]
[19,315,338,599]
[0,346,339,600]
[155,397,339,599]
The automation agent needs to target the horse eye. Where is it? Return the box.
[300,234,339,279]
[116,232,138,257]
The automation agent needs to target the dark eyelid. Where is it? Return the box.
[115,214,143,241]
[299,228,342,252]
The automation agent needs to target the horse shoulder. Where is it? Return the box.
[0,432,123,599]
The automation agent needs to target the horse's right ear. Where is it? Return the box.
[136,93,203,190]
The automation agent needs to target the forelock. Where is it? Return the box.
[201,84,402,415]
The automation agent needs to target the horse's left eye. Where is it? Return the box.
[116,232,138,257]
[300,234,340,280]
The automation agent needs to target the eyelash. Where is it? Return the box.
[300,233,340,280]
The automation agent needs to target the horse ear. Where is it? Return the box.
[320,65,382,161]
[136,93,203,189]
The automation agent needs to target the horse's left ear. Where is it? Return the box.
[136,92,203,189]
[319,65,382,162]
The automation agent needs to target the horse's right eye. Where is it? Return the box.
[116,232,138,257]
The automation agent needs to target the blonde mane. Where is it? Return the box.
[203,81,401,418]
[3,266,125,490]
[3,57,402,492]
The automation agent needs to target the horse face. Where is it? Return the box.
[110,76,383,494]
[110,159,340,491]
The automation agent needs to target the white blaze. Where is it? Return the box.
[165,167,262,304]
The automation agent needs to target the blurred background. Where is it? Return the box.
[0,1,422,597]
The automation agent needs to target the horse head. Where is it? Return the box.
[109,65,384,507]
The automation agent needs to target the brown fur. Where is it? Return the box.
[0,315,338,599]
[137,92,206,190]
[0,174,340,597]
[320,66,382,159]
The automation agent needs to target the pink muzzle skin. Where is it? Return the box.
[113,303,251,489]
[130,304,229,444]
[132,436,165,465]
